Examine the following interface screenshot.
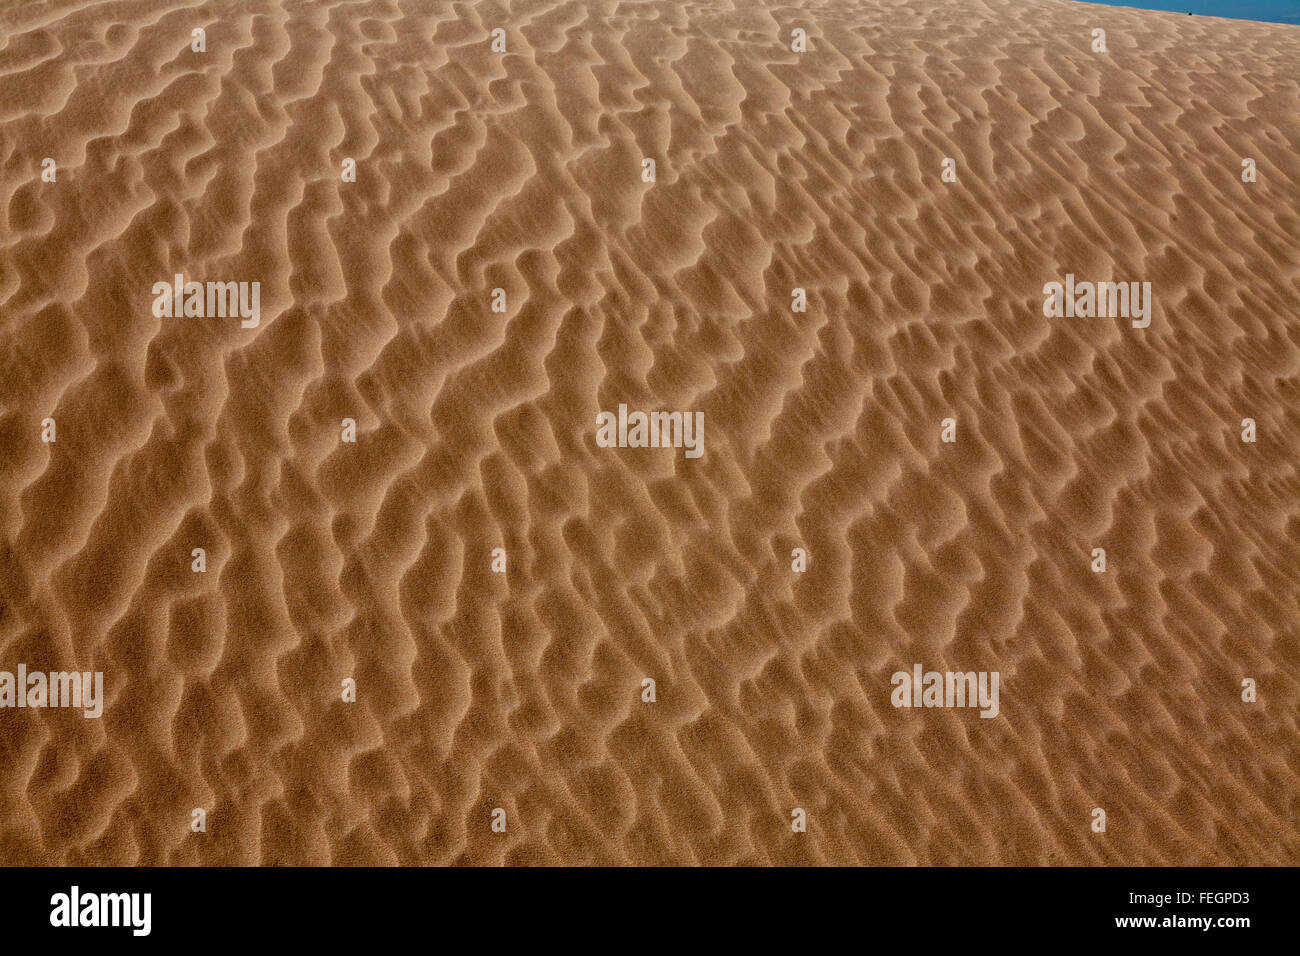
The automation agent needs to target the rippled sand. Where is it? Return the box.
[1,0,1297,865]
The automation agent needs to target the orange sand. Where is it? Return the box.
[0,0,1297,865]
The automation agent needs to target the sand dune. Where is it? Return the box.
[0,0,1297,865]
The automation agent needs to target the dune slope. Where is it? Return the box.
[0,0,1297,865]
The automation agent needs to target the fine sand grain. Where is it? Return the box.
[0,0,1297,865]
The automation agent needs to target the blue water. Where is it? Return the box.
[1081,0,1300,24]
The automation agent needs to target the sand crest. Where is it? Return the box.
[0,0,1297,865]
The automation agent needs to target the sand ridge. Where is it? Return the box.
[0,0,1297,865]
